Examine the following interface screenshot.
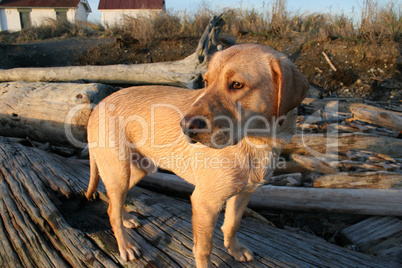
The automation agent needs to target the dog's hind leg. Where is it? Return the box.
[122,163,147,229]
[221,191,255,262]
[98,157,142,262]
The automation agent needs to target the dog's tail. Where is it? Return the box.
[86,156,100,200]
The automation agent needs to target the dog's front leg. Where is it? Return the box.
[191,187,227,268]
[221,190,255,262]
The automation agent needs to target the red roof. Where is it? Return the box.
[98,0,164,10]
[0,0,81,8]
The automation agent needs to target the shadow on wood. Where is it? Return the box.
[0,137,399,267]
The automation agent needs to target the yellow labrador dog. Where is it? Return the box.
[86,43,309,267]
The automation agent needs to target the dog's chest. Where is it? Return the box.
[237,143,282,190]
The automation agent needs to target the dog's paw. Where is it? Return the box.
[118,237,142,262]
[122,211,141,229]
[227,243,254,262]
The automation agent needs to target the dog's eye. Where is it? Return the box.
[203,79,208,87]
[231,82,244,90]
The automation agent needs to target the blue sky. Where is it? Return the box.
[87,0,394,22]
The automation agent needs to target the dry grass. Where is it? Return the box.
[96,10,212,47]
[0,0,400,45]
[360,0,401,41]
[221,0,400,43]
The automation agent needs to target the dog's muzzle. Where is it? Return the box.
[180,115,208,143]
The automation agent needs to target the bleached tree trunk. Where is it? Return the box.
[0,82,115,146]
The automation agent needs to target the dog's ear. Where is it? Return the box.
[270,58,309,117]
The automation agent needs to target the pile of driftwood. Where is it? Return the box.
[0,15,401,266]
[295,97,402,190]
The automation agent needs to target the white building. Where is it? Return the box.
[0,0,91,32]
[98,0,165,27]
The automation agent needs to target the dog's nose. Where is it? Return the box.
[180,116,207,131]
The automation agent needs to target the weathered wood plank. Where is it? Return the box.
[0,137,115,268]
[341,216,402,263]
[0,136,399,267]
[0,213,22,268]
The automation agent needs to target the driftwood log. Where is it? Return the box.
[251,186,402,216]
[0,136,399,267]
[351,107,402,131]
[0,82,115,145]
[0,16,224,89]
[291,154,338,174]
[137,172,402,216]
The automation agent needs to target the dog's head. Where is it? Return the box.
[181,43,309,148]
